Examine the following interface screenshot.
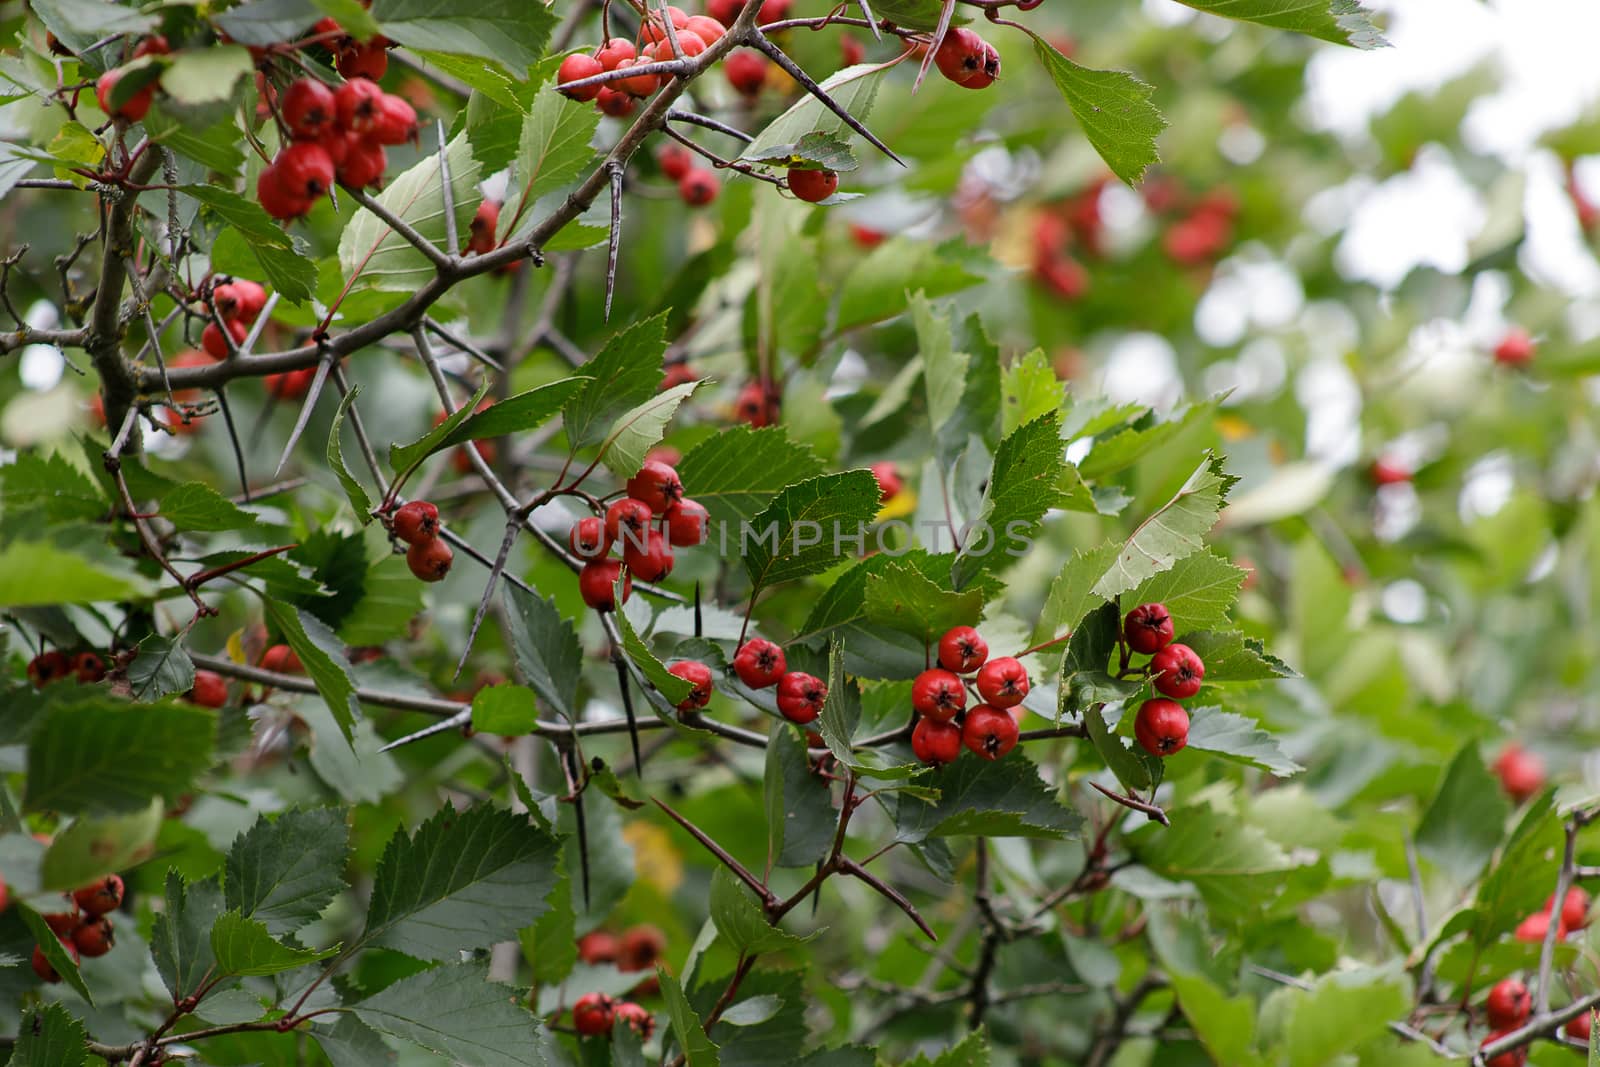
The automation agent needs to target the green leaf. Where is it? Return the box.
[361,803,562,959]
[661,970,722,1067]
[892,756,1084,842]
[30,0,154,58]
[338,556,426,645]
[225,808,351,935]
[598,380,705,479]
[764,725,833,868]
[338,134,482,292]
[472,683,542,735]
[1029,541,1120,647]
[1076,400,1219,482]
[912,294,968,436]
[952,412,1066,588]
[127,634,196,702]
[1125,551,1248,633]
[1169,973,1256,1067]
[719,996,784,1027]
[524,851,577,986]
[213,0,324,45]
[501,584,583,721]
[24,698,215,814]
[1175,0,1386,48]
[373,0,557,72]
[156,480,258,532]
[614,606,697,709]
[743,471,882,592]
[0,451,105,522]
[212,910,339,976]
[1031,39,1166,185]
[744,131,859,172]
[9,1003,88,1067]
[312,1015,395,1067]
[999,349,1065,438]
[437,378,591,452]
[904,1031,991,1067]
[674,426,827,531]
[1473,792,1561,945]
[327,385,375,520]
[162,46,252,106]
[0,540,154,605]
[744,65,884,160]
[862,561,984,645]
[561,313,668,450]
[835,238,983,332]
[1133,804,1297,921]
[1284,968,1413,1067]
[1176,630,1295,682]
[1413,745,1510,885]
[388,380,493,478]
[17,903,93,1003]
[183,184,315,302]
[39,799,163,891]
[1083,702,1158,793]
[263,601,361,744]
[505,79,601,237]
[152,872,226,1001]
[709,867,818,955]
[354,962,549,1067]
[1183,709,1302,778]
[1093,453,1237,599]
[145,109,248,175]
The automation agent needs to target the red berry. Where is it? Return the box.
[96,69,154,122]
[612,58,660,98]
[73,651,106,684]
[963,704,1019,760]
[133,35,170,58]
[406,537,454,582]
[658,143,694,181]
[1515,910,1566,943]
[596,38,637,71]
[1370,458,1411,486]
[1566,1011,1593,1044]
[43,912,78,937]
[644,32,707,63]
[840,34,865,66]
[0,875,7,913]
[335,78,384,133]
[213,279,267,324]
[27,650,73,687]
[336,41,388,80]
[579,560,631,611]
[576,930,619,963]
[1134,698,1189,757]
[668,660,713,711]
[257,164,312,220]
[684,15,726,44]
[934,28,998,89]
[1551,886,1591,930]
[572,992,615,1036]
[558,53,606,101]
[202,318,248,359]
[1493,744,1546,803]
[707,0,741,24]
[758,0,791,22]
[265,367,317,400]
[623,528,674,582]
[282,77,338,139]
[776,671,828,724]
[619,924,666,970]
[937,626,988,674]
[187,669,228,708]
[1494,328,1535,367]
[625,460,684,513]
[596,87,635,118]
[569,516,611,560]
[468,199,500,255]
[733,638,786,689]
[336,136,387,189]
[1123,603,1174,656]
[392,500,441,545]
[912,717,961,766]
[73,874,124,916]
[605,498,654,547]
[638,5,690,45]
[370,93,418,145]
[911,669,966,723]
[615,1001,655,1039]
[665,499,709,547]
[73,916,115,958]
[32,942,76,983]
[260,644,303,674]
[275,141,335,200]
[679,168,720,206]
[788,167,839,203]
[869,462,902,504]
[735,381,779,426]
[850,227,883,251]
[724,49,767,96]
[1486,978,1531,1029]
[1150,643,1204,699]
[974,657,1029,708]
[1479,1031,1528,1067]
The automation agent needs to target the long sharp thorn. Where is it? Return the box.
[750,31,905,166]
[654,798,774,903]
[855,0,882,41]
[810,858,824,917]
[694,581,702,637]
[611,646,644,777]
[566,747,592,911]
[913,0,958,93]
[379,708,473,752]
[213,388,250,500]
[840,856,937,941]
[605,161,623,321]
[454,519,521,681]
[273,349,335,476]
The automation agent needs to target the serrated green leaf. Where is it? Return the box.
[999,349,1064,437]
[1183,709,1302,778]
[312,1015,394,1067]
[161,47,252,106]
[127,634,196,702]
[952,412,1066,588]
[0,540,155,605]
[471,683,542,735]
[709,867,818,955]
[675,426,827,531]
[1125,550,1248,632]
[744,471,882,592]
[152,871,226,1001]
[1284,968,1412,1067]
[24,698,215,814]
[1168,973,1256,1067]
[354,962,550,1067]
[213,0,323,45]
[505,79,601,238]
[1029,541,1120,647]
[892,756,1083,842]
[156,480,259,532]
[389,380,493,477]
[835,238,983,332]
[744,65,884,160]
[1093,453,1237,599]
[1415,744,1510,885]
[31,0,155,56]
[614,605,697,709]
[744,131,859,173]
[212,910,339,976]
[0,451,105,522]
[661,970,721,1067]
[9,1003,88,1067]
[328,385,375,520]
[438,378,591,453]
[39,798,163,890]
[561,313,669,450]
[904,1031,990,1067]
[1177,629,1295,682]
[1082,702,1157,793]
[913,293,967,435]
[1077,399,1218,481]
[184,183,315,301]
[339,133,482,292]
[17,904,93,1003]
[765,724,832,868]
[1031,39,1166,185]
[598,380,705,478]
[1133,804,1297,921]
[1473,792,1561,946]
[1175,0,1386,48]
[501,584,582,721]
[263,601,361,744]
[373,0,557,73]
[225,808,351,935]
[339,555,427,645]
[862,561,984,645]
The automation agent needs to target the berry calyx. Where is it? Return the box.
[274,141,336,201]
[1494,744,1545,803]
[615,1001,655,1039]
[392,500,441,545]
[212,279,267,324]
[963,704,1019,760]
[619,925,666,971]
[724,49,767,96]
[626,459,685,512]
[869,462,903,504]
[202,317,248,359]
[911,668,966,723]
[1134,698,1189,757]
[335,78,384,133]
[665,499,709,547]
[406,537,454,582]
[733,638,786,689]
[73,916,115,958]
[73,874,124,916]
[622,528,674,582]
[1486,978,1531,1029]
[912,717,962,766]
[187,669,228,708]
[1123,603,1174,655]
[668,660,713,711]
[96,69,155,122]
[572,992,615,1036]
[558,53,606,101]
[776,671,828,724]
[578,560,631,611]
[937,626,988,674]
[1150,643,1205,699]
[569,516,611,560]
[934,28,1000,89]
[605,497,654,547]
[283,77,338,139]
[974,657,1029,708]
[735,381,779,426]
[679,168,720,206]
[1494,328,1535,367]
[788,167,839,203]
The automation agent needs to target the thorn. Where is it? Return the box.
[749,30,905,167]
[273,348,335,477]
[565,746,592,911]
[611,645,644,778]
[694,581,702,638]
[605,161,624,321]
[913,0,958,93]
[856,0,883,41]
[453,519,522,681]
[379,707,472,752]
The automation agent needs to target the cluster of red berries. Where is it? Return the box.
[1513,885,1589,945]
[1480,976,1532,1067]
[258,74,416,219]
[311,14,391,81]
[557,9,727,118]
[651,142,721,208]
[570,459,708,611]
[909,626,1026,766]
[572,992,655,1038]
[94,36,169,122]
[194,276,314,400]
[570,925,664,1038]
[1030,179,1108,300]
[1493,743,1545,804]
[26,648,107,688]
[31,875,124,983]
[388,500,454,583]
[1123,602,1206,758]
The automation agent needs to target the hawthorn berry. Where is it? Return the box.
[1567,1011,1593,1043]
[1514,910,1565,943]
[869,462,903,504]
[0,874,7,913]
[684,15,726,44]
[623,528,674,582]
[937,626,988,674]
[1486,978,1531,1029]
[32,942,77,983]
[1150,643,1205,699]
[665,499,709,547]
[336,41,389,80]
[576,930,620,964]
[96,69,155,122]
[788,167,839,203]
[274,141,336,201]
[1134,698,1189,757]
[133,35,170,58]
[392,500,441,545]
[644,31,707,61]
[27,650,71,687]
[596,87,636,118]
[335,78,384,133]
[1549,886,1591,930]
[615,1001,655,1039]
[724,49,767,96]
[44,912,79,937]
[735,381,779,426]
[596,38,638,70]
[406,537,454,582]
[187,669,228,708]
[626,459,685,512]
[73,874,124,917]
[1494,744,1545,803]
[202,318,247,359]
[213,279,267,324]
[613,58,660,98]
[963,704,1019,761]
[572,992,615,1036]
[912,717,962,766]
[370,94,419,146]
[975,657,1029,708]
[1479,1032,1527,1067]
[558,53,606,101]
[468,199,500,255]
[619,925,667,971]
[934,28,999,90]
[1123,603,1174,656]
[260,644,303,674]
[658,143,694,181]
[1370,458,1411,486]
[73,651,106,684]
[266,367,318,400]
[1494,328,1535,367]
[707,0,740,23]
[668,660,714,711]
[733,638,786,689]
[257,165,311,220]
[605,498,654,548]
[283,77,338,139]
[578,560,631,611]
[73,916,115,958]
[840,34,865,65]
[776,671,828,724]
[569,516,611,560]
[911,668,966,723]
